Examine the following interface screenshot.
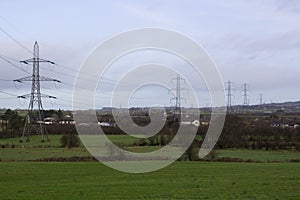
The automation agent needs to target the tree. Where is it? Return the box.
[1,109,23,138]
[216,115,246,149]
[3,109,23,131]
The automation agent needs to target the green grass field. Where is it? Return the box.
[0,134,141,147]
[1,135,300,162]
[218,149,300,162]
[0,162,299,199]
[1,135,300,199]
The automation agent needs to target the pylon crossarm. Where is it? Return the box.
[17,93,56,99]
[14,76,60,83]
[17,94,30,99]
[14,76,33,82]
[37,94,57,99]
[39,76,61,82]
[20,59,55,64]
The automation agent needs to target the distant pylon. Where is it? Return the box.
[225,80,234,108]
[170,74,187,112]
[242,83,249,107]
[14,41,60,142]
[259,93,263,105]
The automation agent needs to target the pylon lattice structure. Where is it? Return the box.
[170,74,187,113]
[14,41,60,142]
[225,80,234,108]
[242,83,249,107]
[259,93,263,105]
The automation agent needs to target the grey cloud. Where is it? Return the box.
[206,29,300,55]
[247,29,300,52]
[272,0,300,13]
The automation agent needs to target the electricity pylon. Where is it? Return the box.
[14,41,60,142]
[259,93,263,105]
[225,80,234,108]
[170,74,187,113]
[242,83,249,107]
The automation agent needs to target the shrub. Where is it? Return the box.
[205,149,219,161]
[133,139,147,146]
[160,135,169,146]
[185,140,200,161]
[60,134,80,148]
[148,135,159,146]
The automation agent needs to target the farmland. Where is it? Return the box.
[2,144,300,162]
[1,135,300,199]
[0,162,300,199]
[1,135,300,162]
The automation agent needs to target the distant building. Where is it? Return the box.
[44,117,56,125]
[59,114,75,124]
[98,122,116,127]
[180,120,201,127]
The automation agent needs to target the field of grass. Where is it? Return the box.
[0,135,63,147]
[218,149,300,162]
[0,135,142,161]
[0,147,91,161]
[1,135,300,162]
[0,134,141,147]
[0,162,299,199]
[1,135,300,199]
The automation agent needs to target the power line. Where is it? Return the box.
[54,63,116,82]
[0,54,30,74]
[0,54,107,92]
[0,97,15,99]
[52,63,120,85]
[0,78,11,81]
[0,25,32,54]
[0,53,19,62]
[0,90,18,97]
[1,53,167,90]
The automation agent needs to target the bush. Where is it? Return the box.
[185,140,200,161]
[160,135,169,146]
[205,149,219,161]
[148,135,159,146]
[133,139,147,146]
[60,134,80,148]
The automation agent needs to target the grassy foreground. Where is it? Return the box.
[1,136,300,199]
[0,162,300,199]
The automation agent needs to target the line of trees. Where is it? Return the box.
[213,115,300,151]
[1,109,300,156]
[0,109,69,138]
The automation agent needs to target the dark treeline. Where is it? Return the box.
[214,114,300,151]
[0,109,67,138]
[1,109,300,152]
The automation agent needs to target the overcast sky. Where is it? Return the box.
[0,0,300,109]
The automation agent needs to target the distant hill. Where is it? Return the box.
[229,101,300,114]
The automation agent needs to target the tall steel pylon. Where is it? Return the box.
[170,74,187,113]
[225,80,234,108]
[259,93,263,105]
[14,41,60,142]
[242,83,249,107]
